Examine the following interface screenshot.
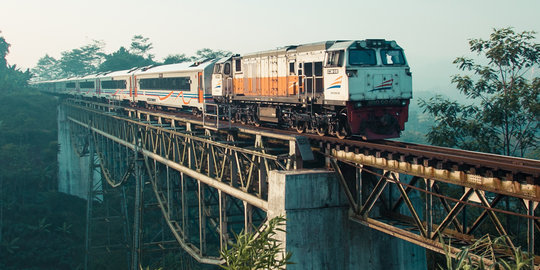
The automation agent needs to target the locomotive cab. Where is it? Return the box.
[325,40,412,139]
[211,56,233,103]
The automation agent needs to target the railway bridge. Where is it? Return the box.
[58,98,540,269]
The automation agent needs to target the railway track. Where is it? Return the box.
[71,98,540,184]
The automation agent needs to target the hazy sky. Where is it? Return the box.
[1,0,539,93]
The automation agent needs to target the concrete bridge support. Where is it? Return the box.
[268,170,427,270]
[57,105,91,198]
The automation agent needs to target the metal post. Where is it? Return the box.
[84,134,95,270]
[181,172,188,241]
[121,185,132,270]
[356,165,362,210]
[244,201,253,233]
[198,181,206,255]
[527,200,535,268]
[132,139,143,270]
[425,179,433,239]
[218,190,227,252]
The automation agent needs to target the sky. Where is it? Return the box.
[1,0,539,94]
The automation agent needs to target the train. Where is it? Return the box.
[35,39,412,139]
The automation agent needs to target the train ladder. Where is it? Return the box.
[203,103,230,130]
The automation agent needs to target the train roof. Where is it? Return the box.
[242,40,351,58]
[78,74,100,80]
[134,60,215,75]
[97,69,133,79]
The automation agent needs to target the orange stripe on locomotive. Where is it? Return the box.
[233,76,299,96]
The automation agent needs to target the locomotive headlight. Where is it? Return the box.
[359,41,367,48]
[401,100,408,106]
[355,102,363,108]
[390,41,397,48]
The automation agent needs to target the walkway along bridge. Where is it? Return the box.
[61,98,540,269]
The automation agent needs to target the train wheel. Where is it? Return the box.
[336,125,349,139]
[316,125,327,136]
[295,122,306,134]
[230,113,239,123]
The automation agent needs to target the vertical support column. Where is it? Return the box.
[527,199,536,267]
[121,185,132,270]
[207,130,216,178]
[131,140,143,270]
[166,165,171,218]
[243,201,253,234]
[84,134,95,270]
[255,134,267,198]
[218,190,228,252]
[355,165,363,212]
[267,170,349,270]
[198,181,206,256]
[180,172,188,241]
[425,178,433,239]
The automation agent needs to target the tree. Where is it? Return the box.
[0,32,32,92]
[162,53,190,65]
[31,54,61,81]
[98,46,153,72]
[58,40,105,77]
[130,35,154,60]
[220,216,292,270]
[0,31,9,68]
[191,48,232,61]
[420,28,539,157]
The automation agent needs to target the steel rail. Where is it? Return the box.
[70,98,540,180]
[310,136,540,178]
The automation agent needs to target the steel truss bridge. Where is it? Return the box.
[63,98,540,269]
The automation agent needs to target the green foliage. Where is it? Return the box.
[31,33,232,80]
[0,49,87,268]
[0,64,32,92]
[420,28,539,157]
[192,48,232,61]
[0,32,32,92]
[99,46,153,72]
[0,89,87,269]
[0,31,10,67]
[440,235,533,270]
[220,216,292,270]
[163,53,190,65]
[31,54,62,81]
[57,40,105,77]
[130,34,154,60]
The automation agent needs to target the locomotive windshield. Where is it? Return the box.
[381,49,405,65]
[348,49,376,66]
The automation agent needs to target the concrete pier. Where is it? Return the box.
[268,170,427,270]
[57,105,91,199]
